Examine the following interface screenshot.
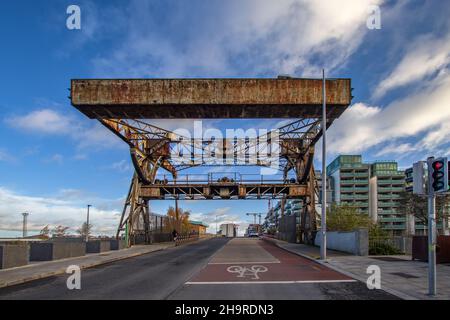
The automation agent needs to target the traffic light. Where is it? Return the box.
[412,161,426,195]
[430,157,448,193]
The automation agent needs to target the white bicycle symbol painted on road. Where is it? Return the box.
[226,265,268,280]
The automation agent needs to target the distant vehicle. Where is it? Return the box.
[248,231,259,238]
[246,223,261,237]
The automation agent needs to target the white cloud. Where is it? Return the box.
[0,149,15,163]
[92,0,383,77]
[375,143,416,157]
[109,160,132,173]
[189,206,252,235]
[7,108,123,151]
[7,109,73,134]
[374,34,450,98]
[415,121,450,153]
[328,70,450,156]
[0,187,122,235]
[45,153,64,165]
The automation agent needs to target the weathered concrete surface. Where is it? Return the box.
[109,239,126,250]
[29,242,86,261]
[86,240,111,253]
[71,78,352,119]
[315,228,368,256]
[0,244,29,269]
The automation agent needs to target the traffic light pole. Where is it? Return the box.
[427,156,437,296]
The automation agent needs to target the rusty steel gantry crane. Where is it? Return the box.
[70,78,352,245]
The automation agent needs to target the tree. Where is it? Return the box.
[39,225,50,239]
[51,225,69,238]
[325,204,371,232]
[165,206,191,234]
[76,222,93,239]
[397,191,450,233]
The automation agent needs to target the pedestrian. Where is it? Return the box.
[172,229,178,242]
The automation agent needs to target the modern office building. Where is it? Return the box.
[404,167,414,193]
[369,161,406,234]
[264,198,303,234]
[327,155,370,214]
[327,155,414,235]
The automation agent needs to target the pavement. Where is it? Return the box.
[0,238,228,299]
[264,237,450,300]
[0,237,400,300]
[0,242,175,289]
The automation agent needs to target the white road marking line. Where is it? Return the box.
[185,279,357,285]
[208,261,280,265]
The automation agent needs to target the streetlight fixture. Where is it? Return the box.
[22,212,29,238]
[86,205,92,242]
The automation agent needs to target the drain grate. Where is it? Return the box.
[390,272,420,279]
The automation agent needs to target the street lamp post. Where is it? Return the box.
[22,212,29,238]
[215,214,218,237]
[86,205,92,242]
[320,69,327,261]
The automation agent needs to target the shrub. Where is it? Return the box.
[369,242,402,255]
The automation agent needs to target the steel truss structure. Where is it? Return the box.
[70,78,352,244]
[100,117,325,244]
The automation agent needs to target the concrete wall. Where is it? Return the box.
[110,239,127,250]
[151,233,172,243]
[0,244,29,269]
[52,242,85,259]
[315,228,368,256]
[30,241,86,261]
[86,240,110,253]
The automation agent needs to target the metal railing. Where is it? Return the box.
[175,234,200,246]
[154,173,296,185]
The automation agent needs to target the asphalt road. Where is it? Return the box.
[0,238,399,300]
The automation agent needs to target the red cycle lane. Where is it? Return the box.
[187,238,355,284]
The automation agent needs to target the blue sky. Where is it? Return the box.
[0,0,449,236]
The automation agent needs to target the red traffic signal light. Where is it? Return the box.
[432,161,444,170]
[430,158,448,193]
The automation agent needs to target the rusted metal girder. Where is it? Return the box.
[71,78,352,119]
[139,183,307,200]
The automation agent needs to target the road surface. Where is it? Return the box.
[0,238,398,300]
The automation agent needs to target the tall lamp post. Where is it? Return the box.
[86,205,92,242]
[22,212,29,238]
[215,214,218,237]
[320,69,327,261]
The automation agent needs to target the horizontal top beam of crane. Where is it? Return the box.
[70,78,352,119]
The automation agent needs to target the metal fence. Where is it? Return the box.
[175,234,200,246]
[369,236,412,254]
